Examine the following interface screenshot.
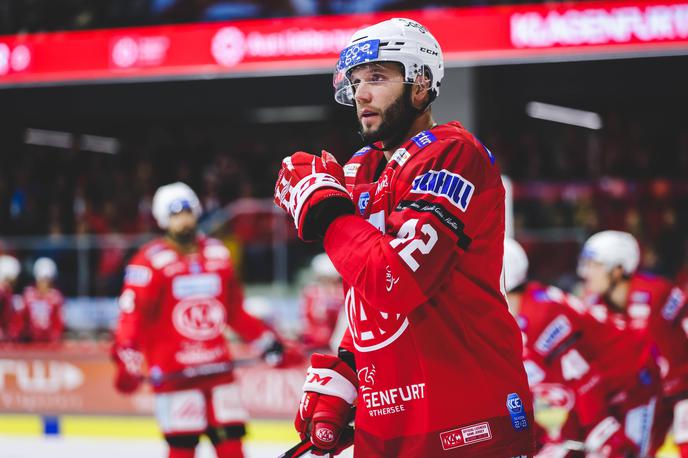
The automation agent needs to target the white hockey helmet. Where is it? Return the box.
[34,257,57,280]
[578,230,640,278]
[0,255,21,282]
[311,253,339,278]
[152,182,202,230]
[504,238,529,293]
[333,18,444,106]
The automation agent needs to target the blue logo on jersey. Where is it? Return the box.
[410,169,474,212]
[662,288,686,321]
[336,39,380,71]
[410,130,436,149]
[506,393,529,431]
[353,146,372,157]
[358,192,370,215]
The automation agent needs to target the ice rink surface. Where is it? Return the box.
[0,435,354,458]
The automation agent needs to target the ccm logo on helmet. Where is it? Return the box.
[420,47,438,56]
[410,169,475,212]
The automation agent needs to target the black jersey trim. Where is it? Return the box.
[396,199,472,251]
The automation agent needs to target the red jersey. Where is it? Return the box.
[114,236,270,392]
[19,286,64,342]
[300,283,344,350]
[517,282,659,428]
[325,122,534,456]
[0,284,14,341]
[586,273,688,397]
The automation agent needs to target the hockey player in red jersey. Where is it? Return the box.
[300,253,344,351]
[274,18,534,457]
[504,238,660,457]
[113,182,291,458]
[578,230,688,457]
[16,257,64,343]
[0,255,21,341]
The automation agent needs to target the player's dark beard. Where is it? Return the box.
[168,226,197,246]
[358,85,418,151]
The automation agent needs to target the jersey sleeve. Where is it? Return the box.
[114,253,161,348]
[50,292,64,341]
[224,264,270,342]
[324,138,503,315]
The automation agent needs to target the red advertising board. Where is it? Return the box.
[0,0,686,86]
[0,342,305,419]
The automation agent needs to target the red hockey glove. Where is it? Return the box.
[294,353,357,454]
[274,151,354,242]
[583,416,638,457]
[112,344,145,394]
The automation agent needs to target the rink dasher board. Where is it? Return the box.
[0,414,297,442]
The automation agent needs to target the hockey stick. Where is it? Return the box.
[146,358,260,387]
[278,426,354,458]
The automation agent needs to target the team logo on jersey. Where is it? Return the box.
[440,422,492,451]
[358,364,376,390]
[410,169,475,212]
[410,130,436,149]
[534,315,572,355]
[172,297,226,341]
[506,393,529,431]
[345,286,409,352]
[358,192,370,215]
[385,265,399,292]
[662,287,687,321]
[124,265,152,286]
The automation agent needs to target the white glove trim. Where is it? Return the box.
[290,173,347,229]
[584,416,621,451]
[303,367,358,405]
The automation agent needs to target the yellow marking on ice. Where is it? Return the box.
[0,414,42,436]
[61,416,159,438]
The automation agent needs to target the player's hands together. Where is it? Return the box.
[112,344,145,394]
[294,353,357,454]
[274,151,354,242]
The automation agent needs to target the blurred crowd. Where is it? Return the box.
[0,113,686,294]
[1,0,574,34]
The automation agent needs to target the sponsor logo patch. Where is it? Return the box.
[534,315,572,355]
[410,169,474,212]
[336,39,380,71]
[358,192,370,215]
[353,146,372,157]
[344,163,361,177]
[172,273,221,299]
[662,287,687,321]
[440,422,492,450]
[507,393,529,431]
[124,265,152,286]
[390,148,410,166]
[410,130,436,149]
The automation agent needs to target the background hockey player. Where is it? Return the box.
[15,257,64,343]
[112,182,296,458]
[274,18,535,457]
[578,230,688,457]
[504,238,660,457]
[0,254,21,341]
[300,253,344,351]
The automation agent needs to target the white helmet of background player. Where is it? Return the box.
[311,253,339,279]
[34,257,57,280]
[577,230,640,279]
[0,255,21,283]
[504,238,529,293]
[152,182,202,230]
[333,18,444,106]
